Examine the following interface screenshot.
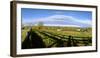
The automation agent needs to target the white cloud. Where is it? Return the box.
[23,14,92,27]
[44,24,80,27]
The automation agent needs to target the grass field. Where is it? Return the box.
[21,26,92,49]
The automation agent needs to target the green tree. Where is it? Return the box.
[37,21,44,29]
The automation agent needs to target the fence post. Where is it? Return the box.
[67,36,72,47]
[71,36,77,46]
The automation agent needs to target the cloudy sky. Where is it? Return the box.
[21,8,92,27]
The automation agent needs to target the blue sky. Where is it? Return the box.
[21,8,92,27]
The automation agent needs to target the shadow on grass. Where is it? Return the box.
[22,29,46,49]
[22,29,92,49]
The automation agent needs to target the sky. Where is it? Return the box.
[21,8,92,27]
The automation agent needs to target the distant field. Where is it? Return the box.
[32,26,92,37]
[21,26,92,49]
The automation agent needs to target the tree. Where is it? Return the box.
[37,21,44,29]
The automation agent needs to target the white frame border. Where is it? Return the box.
[16,3,96,55]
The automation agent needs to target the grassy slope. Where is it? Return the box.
[22,26,92,42]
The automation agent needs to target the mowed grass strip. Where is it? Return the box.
[21,28,30,42]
